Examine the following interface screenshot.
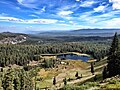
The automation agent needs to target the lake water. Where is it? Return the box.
[57,54,90,62]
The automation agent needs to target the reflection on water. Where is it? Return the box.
[57,54,90,62]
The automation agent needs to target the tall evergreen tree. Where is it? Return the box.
[63,78,67,86]
[2,69,14,90]
[94,75,97,81]
[107,32,120,77]
[19,69,25,90]
[53,77,56,85]
[91,62,94,75]
[13,75,20,90]
[109,32,119,55]
[24,72,33,90]
[102,66,107,80]
[75,71,79,78]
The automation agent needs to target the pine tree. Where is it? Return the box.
[20,69,25,90]
[107,32,120,77]
[13,75,20,90]
[53,77,56,85]
[0,71,3,90]
[94,75,97,81]
[75,71,78,78]
[109,32,119,55]
[2,68,14,90]
[25,72,33,90]
[63,78,67,86]
[102,66,107,80]
[91,62,94,75]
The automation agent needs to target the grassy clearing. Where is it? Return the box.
[35,60,89,89]
[103,83,120,89]
[101,79,120,89]
[60,82,99,90]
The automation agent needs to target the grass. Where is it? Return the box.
[64,60,88,69]
[86,74,103,82]
[103,83,120,89]
[94,57,107,67]
[60,82,98,90]
[61,77,120,90]
[100,79,120,89]
[34,60,89,89]
[36,80,52,89]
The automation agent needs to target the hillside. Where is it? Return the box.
[61,75,120,90]
[37,29,120,37]
[0,32,28,44]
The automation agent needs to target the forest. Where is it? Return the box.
[0,42,109,67]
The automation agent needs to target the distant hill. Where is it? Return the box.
[0,32,28,44]
[0,32,28,39]
[37,29,120,37]
[1,29,120,44]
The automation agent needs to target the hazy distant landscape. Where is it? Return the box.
[34,29,120,36]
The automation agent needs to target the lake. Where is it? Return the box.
[57,54,90,62]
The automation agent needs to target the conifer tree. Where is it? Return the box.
[91,62,94,75]
[25,72,33,90]
[107,32,120,77]
[109,32,119,55]
[13,75,20,90]
[63,78,67,85]
[75,71,78,78]
[102,66,107,80]
[94,75,97,81]
[2,69,14,90]
[20,69,25,90]
[53,77,56,85]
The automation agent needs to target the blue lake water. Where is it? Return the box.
[57,54,90,62]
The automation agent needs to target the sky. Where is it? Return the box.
[0,0,120,32]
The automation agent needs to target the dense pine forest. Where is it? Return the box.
[0,68,33,90]
[0,42,109,67]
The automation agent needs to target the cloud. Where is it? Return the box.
[0,16,22,21]
[41,6,46,12]
[76,0,80,2]
[100,18,120,27]
[17,0,38,8]
[77,9,120,28]
[57,23,71,26]
[34,6,46,14]
[57,10,74,20]
[17,0,38,4]
[58,4,79,12]
[27,19,58,24]
[80,1,95,7]
[94,5,106,12]
[0,15,58,24]
[95,10,120,18]
[57,11,73,16]
[109,0,120,10]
